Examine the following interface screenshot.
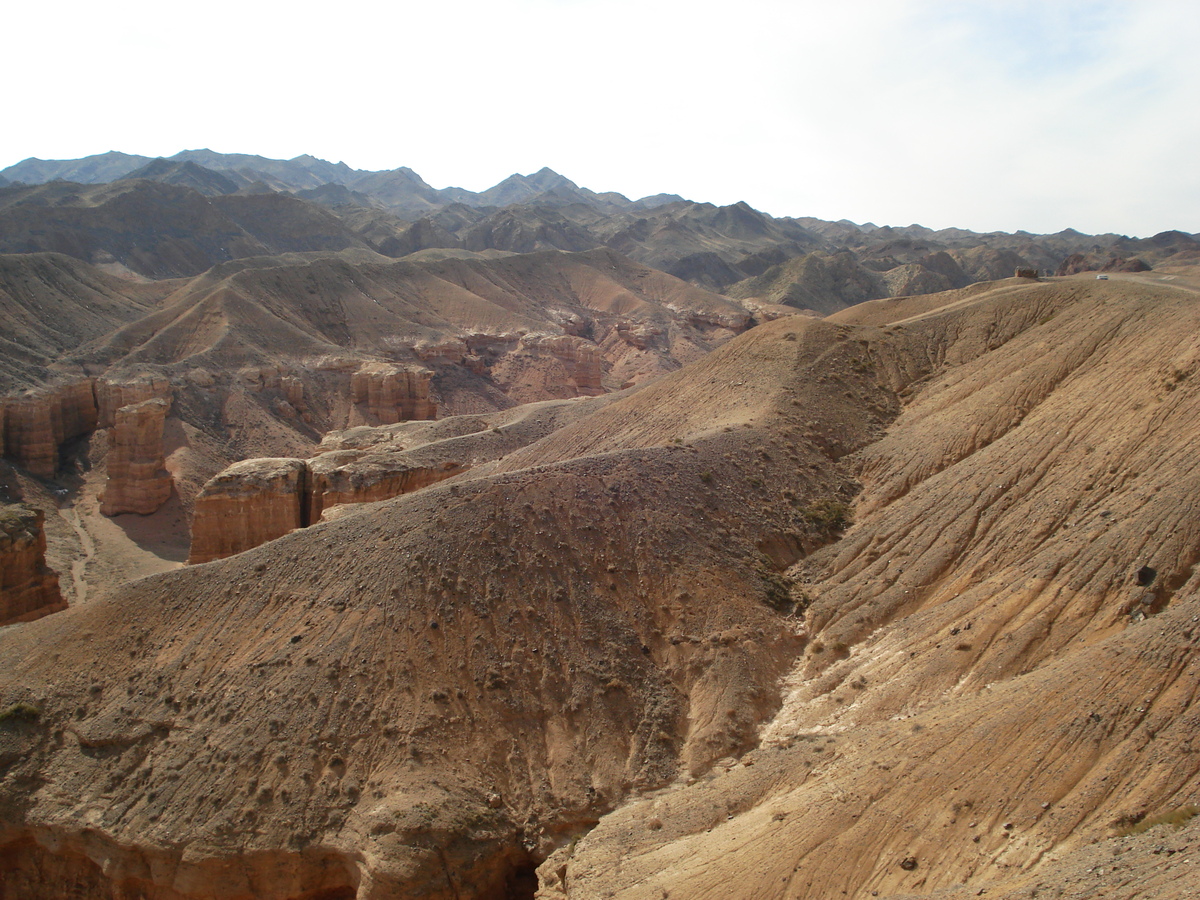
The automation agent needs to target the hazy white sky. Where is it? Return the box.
[3,0,1196,236]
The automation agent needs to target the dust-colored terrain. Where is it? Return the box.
[1,267,1198,899]
[2,150,1200,899]
[552,273,1200,899]
[0,244,765,616]
[7,151,1195,300]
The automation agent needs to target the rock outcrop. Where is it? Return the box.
[99,398,174,516]
[186,396,618,561]
[230,367,315,423]
[187,458,309,564]
[0,376,172,480]
[307,452,465,524]
[95,376,171,428]
[189,447,466,562]
[0,379,98,477]
[532,335,604,395]
[0,505,65,625]
[487,335,606,401]
[350,366,436,424]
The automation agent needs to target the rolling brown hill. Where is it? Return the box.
[0,180,373,279]
[545,274,1200,898]
[2,273,1198,898]
[0,253,176,390]
[0,246,770,620]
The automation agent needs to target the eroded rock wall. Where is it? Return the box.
[531,335,604,395]
[189,447,465,562]
[307,453,464,524]
[351,366,436,424]
[187,458,308,564]
[0,379,98,477]
[100,398,173,517]
[0,504,65,625]
[0,375,172,479]
[96,376,171,429]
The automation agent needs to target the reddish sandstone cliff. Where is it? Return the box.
[0,505,65,625]
[0,379,98,477]
[187,458,309,564]
[96,376,171,428]
[307,452,464,524]
[350,365,436,424]
[99,398,174,516]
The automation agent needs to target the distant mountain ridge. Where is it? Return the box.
[2,149,1197,307]
[0,151,683,217]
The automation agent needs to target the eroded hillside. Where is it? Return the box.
[0,246,770,617]
[1,273,1198,899]
[548,276,1200,898]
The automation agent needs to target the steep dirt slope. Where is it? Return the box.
[0,253,172,390]
[550,275,1200,898]
[0,246,769,626]
[0,180,372,278]
[5,275,1198,899]
[0,313,894,899]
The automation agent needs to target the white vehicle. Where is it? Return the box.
[1096,274,1109,280]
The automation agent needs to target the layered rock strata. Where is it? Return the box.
[527,335,604,395]
[350,366,436,424]
[1,376,171,479]
[483,335,606,402]
[189,449,465,563]
[0,505,65,625]
[99,398,174,516]
[306,452,465,524]
[96,376,171,428]
[0,379,98,477]
[186,458,309,564]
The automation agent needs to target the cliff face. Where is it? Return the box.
[96,376,171,428]
[350,366,436,424]
[186,458,309,564]
[0,379,98,477]
[482,336,604,400]
[0,376,172,481]
[522,335,604,396]
[99,398,173,516]
[189,450,465,563]
[307,453,464,524]
[0,505,65,626]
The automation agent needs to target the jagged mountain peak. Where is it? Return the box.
[527,166,575,188]
[120,158,241,196]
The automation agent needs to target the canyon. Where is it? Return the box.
[0,153,1198,900]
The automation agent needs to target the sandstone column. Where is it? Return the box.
[100,398,174,517]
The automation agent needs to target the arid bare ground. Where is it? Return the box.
[2,273,1199,899]
[543,273,1200,898]
[0,246,767,617]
